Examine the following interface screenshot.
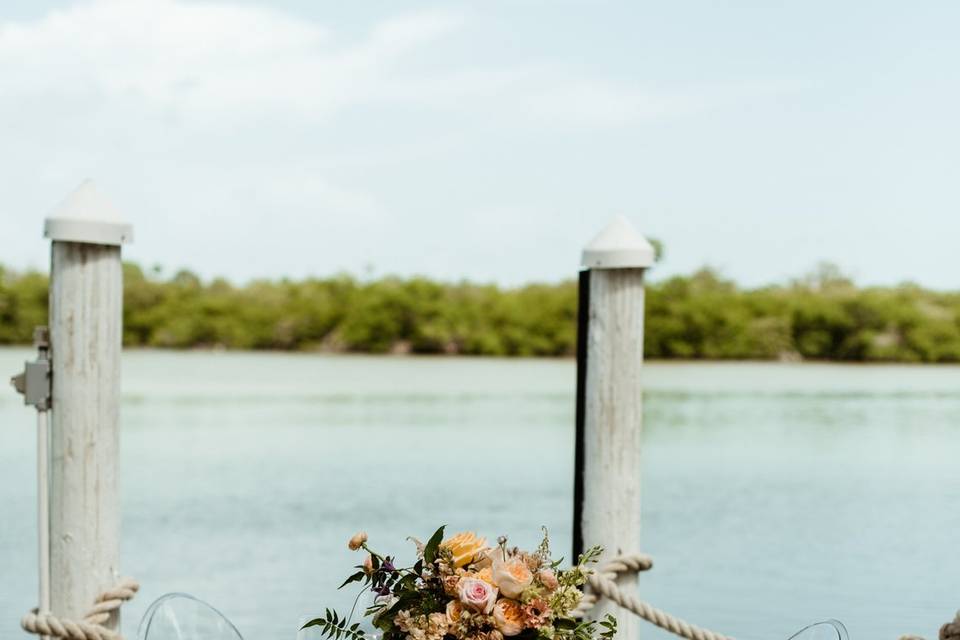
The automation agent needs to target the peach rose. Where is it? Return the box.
[348,531,368,551]
[493,599,525,636]
[537,568,558,591]
[458,577,498,614]
[492,556,533,599]
[441,532,487,568]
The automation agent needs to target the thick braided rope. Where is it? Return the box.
[21,579,139,640]
[579,555,959,640]
[939,611,960,640]
[572,554,654,617]
[573,553,734,640]
[898,610,960,640]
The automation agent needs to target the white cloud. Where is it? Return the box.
[0,0,790,130]
[0,0,465,124]
[0,0,807,284]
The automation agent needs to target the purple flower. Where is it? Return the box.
[382,559,396,572]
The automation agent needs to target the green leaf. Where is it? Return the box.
[600,614,618,640]
[422,525,446,564]
[300,609,367,640]
[338,571,366,590]
[301,618,326,630]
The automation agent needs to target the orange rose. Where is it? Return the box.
[493,599,525,636]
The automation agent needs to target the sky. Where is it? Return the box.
[0,0,958,288]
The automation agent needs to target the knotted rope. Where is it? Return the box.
[573,553,734,640]
[938,611,960,640]
[15,564,959,640]
[21,578,139,640]
[575,554,957,640]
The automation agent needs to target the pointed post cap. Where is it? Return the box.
[44,179,133,246]
[581,215,654,269]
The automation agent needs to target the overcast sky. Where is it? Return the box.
[1,0,958,287]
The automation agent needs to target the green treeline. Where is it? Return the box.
[1,262,959,362]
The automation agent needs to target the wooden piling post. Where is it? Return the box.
[574,216,654,639]
[44,180,132,629]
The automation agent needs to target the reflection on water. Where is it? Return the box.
[1,350,957,639]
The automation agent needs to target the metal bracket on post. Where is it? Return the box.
[10,326,52,411]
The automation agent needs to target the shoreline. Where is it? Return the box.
[2,344,959,367]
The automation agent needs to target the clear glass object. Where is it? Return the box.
[137,593,244,640]
[787,620,850,640]
[137,592,849,640]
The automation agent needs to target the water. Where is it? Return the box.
[1,349,958,640]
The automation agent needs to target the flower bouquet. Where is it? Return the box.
[303,526,616,640]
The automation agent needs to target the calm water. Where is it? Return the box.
[1,349,958,640]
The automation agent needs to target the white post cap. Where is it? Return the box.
[44,180,133,246]
[581,215,654,269]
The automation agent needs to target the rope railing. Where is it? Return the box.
[21,578,139,640]
[576,553,958,640]
[14,555,958,640]
[936,612,960,640]
[573,553,734,640]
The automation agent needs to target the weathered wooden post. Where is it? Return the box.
[573,216,654,639]
[44,180,132,630]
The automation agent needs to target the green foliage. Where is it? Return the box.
[301,609,366,640]
[554,615,617,640]
[1,261,959,362]
[422,525,445,565]
[0,266,48,344]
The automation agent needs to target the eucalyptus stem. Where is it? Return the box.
[345,584,366,627]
